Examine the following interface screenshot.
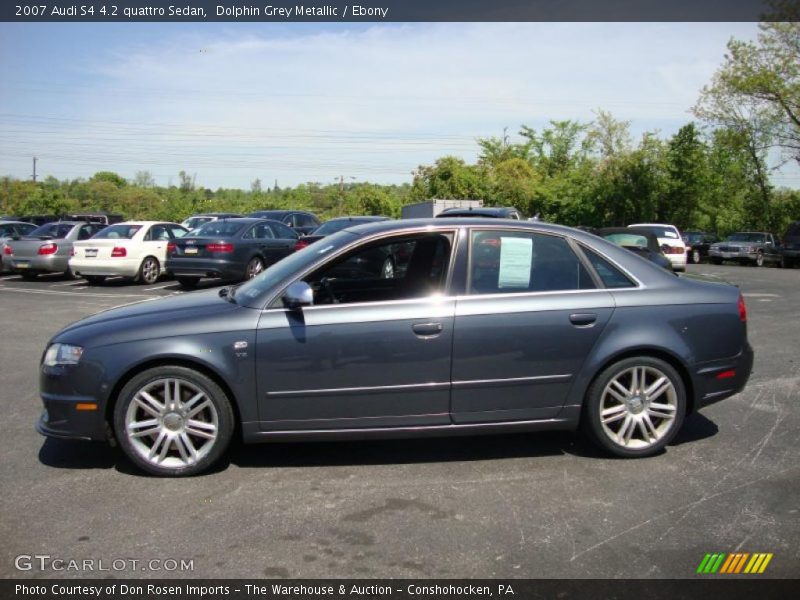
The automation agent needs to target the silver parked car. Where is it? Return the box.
[4,221,105,279]
[38,219,753,476]
[0,220,38,272]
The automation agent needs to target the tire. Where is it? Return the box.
[176,276,200,288]
[20,271,38,280]
[84,275,106,285]
[63,265,77,280]
[137,256,160,285]
[754,251,764,267]
[581,356,686,458]
[380,257,395,279]
[691,249,701,264]
[710,257,722,265]
[113,366,235,477]
[245,256,264,280]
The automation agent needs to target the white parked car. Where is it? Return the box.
[70,221,188,285]
[628,223,687,272]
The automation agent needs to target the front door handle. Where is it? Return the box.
[569,313,597,327]
[412,322,443,337]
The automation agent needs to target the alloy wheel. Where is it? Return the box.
[141,257,160,284]
[381,258,394,279]
[246,257,264,279]
[599,365,678,450]
[124,378,219,469]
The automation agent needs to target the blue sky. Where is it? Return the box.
[1,21,797,189]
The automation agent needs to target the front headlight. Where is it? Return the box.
[43,343,84,366]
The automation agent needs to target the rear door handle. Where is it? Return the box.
[412,322,443,337]
[569,313,597,327]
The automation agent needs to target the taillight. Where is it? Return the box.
[167,242,176,253]
[2,245,11,256]
[661,245,684,255]
[294,239,310,251]
[206,243,233,253]
[38,243,58,255]
[70,248,75,257]
[738,294,747,322]
[111,247,127,258]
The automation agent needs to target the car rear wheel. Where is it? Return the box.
[691,249,701,264]
[138,256,160,284]
[113,366,235,477]
[176,276,200,288]
[582,357,686,458]
[84,275,106,285]
[245,257,264,280]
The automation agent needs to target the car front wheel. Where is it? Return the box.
[582,357,686,457]
[691,249,701,264]
[754,251,764,267]
[113,366,235,476]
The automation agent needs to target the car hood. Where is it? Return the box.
[52,288,253,347]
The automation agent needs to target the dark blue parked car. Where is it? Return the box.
[38,219,753,476]
[165,218,298,288]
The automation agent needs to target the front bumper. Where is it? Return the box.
[37,361,109,442]
[709,249,758,261]
[692,343,754,410]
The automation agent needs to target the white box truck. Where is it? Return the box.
[400,199,483,219]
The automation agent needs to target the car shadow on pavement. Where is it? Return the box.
[668,412,719,446]
[38,438,119,470]
[229,431,606,470]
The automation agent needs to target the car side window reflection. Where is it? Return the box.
[581,247,636,289]
[302,233,453,305]
[468,230,595,295]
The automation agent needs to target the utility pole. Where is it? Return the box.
[335,175,356,216]
[32,156,37,182]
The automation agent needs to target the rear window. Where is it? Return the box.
[194,221,247,237]
[29,223,75,239]
[93,224,142,240]
[728,232,766,243]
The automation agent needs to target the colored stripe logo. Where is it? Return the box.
[697,552,773,574]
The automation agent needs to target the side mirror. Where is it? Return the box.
[283,281,313,310]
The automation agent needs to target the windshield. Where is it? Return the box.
[602,233,649,248]
[683,233,703,243]
[193,221,247,237]
[236,230,357,307]
[728,232,766,243]
[93,224,143,239]
[29,223,75,239]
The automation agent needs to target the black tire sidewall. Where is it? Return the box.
[113,366,235,477]
[582,356,686,458]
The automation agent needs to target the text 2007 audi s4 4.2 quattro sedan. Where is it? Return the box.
[37,219,754,476]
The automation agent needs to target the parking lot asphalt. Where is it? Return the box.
[0,265,798,579]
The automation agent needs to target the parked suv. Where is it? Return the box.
[709,232,782,267]
[781,221,800,268]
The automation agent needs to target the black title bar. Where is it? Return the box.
[1,0,788,22]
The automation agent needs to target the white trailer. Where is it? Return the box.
[400,199,483,219]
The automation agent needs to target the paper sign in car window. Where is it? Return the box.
[498,236,533,288]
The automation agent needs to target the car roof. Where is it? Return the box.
[628,223,678,228]
[195,217,273,226]
[327,216,390,222]
[597,227,657,237]
[344,217,595,238]
[0,220,36,226]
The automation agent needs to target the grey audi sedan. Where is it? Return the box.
[37,219,753,476]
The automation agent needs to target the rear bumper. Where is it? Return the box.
[692,343,754,411]
[666,253,687,270]
[70,257,140,278]
[8,254,69,273]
